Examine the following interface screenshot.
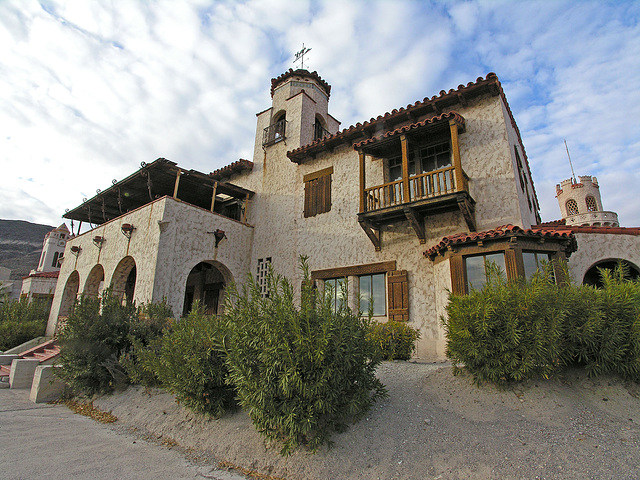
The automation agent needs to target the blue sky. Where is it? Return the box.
[1,0,639,228]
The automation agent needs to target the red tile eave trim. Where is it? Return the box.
[22,271,60,280]
[287,73,500,164]
[210,159,254,180]
[533,225,640,236]
[353,112,465,150]
[271,69,331,98]
[423,224,577,259]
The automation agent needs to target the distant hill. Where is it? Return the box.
[0,219,55,281]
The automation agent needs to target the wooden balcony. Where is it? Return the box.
[356,117,476,251]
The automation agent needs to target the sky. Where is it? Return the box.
[1,0,639,231]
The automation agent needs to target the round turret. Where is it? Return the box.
[555,175,619,226]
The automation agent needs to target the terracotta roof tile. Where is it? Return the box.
[271,69,331,98]
[424,224,576,260]
[210,159,253,180]
[353,112,465,149]
[23,271,59,280]
[287,73,499,163]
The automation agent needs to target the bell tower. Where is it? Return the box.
[556,176,619,226]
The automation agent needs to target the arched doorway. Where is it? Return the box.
[183,261,233,316]
[59,271,80,317]
[84,264,105,298]
[583,259,640,288]
[111,256,137,304]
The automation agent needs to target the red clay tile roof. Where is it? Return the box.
[287,73,500,163]
[271,69,331,98]
[534,225,640,236]
[210,159,253,180]
[353,112,465,150]
[23,271,60,280]
[286,72,540,217]
[424,224,577,260]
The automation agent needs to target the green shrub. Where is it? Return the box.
[0,297,50,351]
[224,257,387,455]
[368,320,420,360]
[565,264,640,381]
[57,291,173,395]
[444,263,567,385]
[120,300,173,387]
[56,292,135,395]
[148,304,236,417]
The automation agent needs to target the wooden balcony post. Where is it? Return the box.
[359,151,366,213]
[400,135,410,203]
[173,169,182,199]
[210,181,218,212]
[449,120,465,192]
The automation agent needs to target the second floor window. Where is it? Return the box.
[303,166,333,217]
[263,114,286,146]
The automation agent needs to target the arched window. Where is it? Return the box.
[52,252,60,268]
[585,196,597,212]
[566,199,579,215]
[263,111,286,146]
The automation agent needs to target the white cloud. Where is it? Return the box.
[0,0,639,230]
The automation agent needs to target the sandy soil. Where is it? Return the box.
[95,362,640,480]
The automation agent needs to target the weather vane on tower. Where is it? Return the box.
[294,44,312,70]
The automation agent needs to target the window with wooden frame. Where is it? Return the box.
[303,166,333,218]
[464,252,506,291]
[359,273,386,316]
[324,277,347,313]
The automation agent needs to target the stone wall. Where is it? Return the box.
[568,232,640,284]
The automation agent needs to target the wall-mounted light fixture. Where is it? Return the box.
[93,236,105,248]
[121,223,135,239]
[207,229,227,248]
[70,245,82,256]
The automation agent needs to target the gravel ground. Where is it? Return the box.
[94,362,640,480]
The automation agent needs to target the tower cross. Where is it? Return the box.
[294,44,312,70]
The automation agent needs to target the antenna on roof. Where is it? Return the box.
[294,44,311,70]
[564,139,577,184]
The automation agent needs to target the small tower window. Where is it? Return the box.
[52,252,60,268]
[566,199,579,215]
[263,112,286,146]
[586,196,597,212]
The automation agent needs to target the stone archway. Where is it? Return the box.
[84,264,105,298]
[182,260,233,316]
[59,271,80,317]
[583,259,640,288]
[111,256,137,304]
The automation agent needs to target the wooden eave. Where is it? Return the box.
[287,73,499,164]
[63,158,253,225]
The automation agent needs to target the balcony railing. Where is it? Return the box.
[363,166,468,212]
[313,122,331,141]
[263,119,287,146]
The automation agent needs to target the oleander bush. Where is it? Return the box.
[368,320,420,360]
[223,256,387,455]
[564,264,640,381]
[444,263,568,385]
[443,261,640,385]
[0,296,50,351]
[57,291,173,395]
[147,303,236,417]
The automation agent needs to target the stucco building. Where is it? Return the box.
[45,70,639,360]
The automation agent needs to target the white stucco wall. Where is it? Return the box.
[46,196,254,334]
[567,232,640,284]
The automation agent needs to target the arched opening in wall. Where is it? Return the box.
[111,256,137,305]
[84,264,105,298]
[262,110,286,146]
[313,114,329,141]
[566,199,579,215]
[59,271,80,317]
[182,261,233,317]
[586,196,597,212]
[583,259,640,288]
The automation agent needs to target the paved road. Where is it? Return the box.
[0,388,247,480]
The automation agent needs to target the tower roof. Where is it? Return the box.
[271,69,331,98]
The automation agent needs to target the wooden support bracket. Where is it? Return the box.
[359,219,381,251]
[457,196,477,232]
[404,207,426,244]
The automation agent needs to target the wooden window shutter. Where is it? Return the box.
[303,167,333,217]
[387,270,409,321]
